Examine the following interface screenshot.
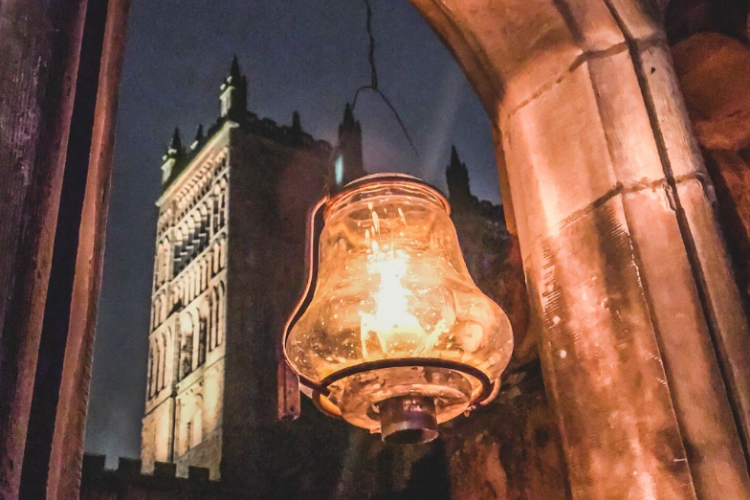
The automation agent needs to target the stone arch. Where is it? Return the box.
[191,408,203,449]
[179,393,204,455]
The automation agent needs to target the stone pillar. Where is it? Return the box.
[409,1,750,499]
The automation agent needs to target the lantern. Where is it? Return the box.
[284,174,513,444]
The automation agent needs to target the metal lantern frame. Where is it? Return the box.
[282,173,498,421]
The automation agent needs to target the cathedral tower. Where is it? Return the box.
[141,59,332,479]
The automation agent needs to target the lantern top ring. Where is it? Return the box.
[326,173,450,219]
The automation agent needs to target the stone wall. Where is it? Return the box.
[672,32,750,317]
[80,455,219,500]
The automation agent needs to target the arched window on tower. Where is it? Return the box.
[159,334,168,390]
[152,296,161,330]
[153,342,161,396]
[216,280,226,346]
[198,301,208,366]
[209,288,218,351]
[212,242,220,276]
[199,204,209,253]
[186,216,197,264]
[218,178,227,229]
[200,259,208,293]
[160,237,170,285]
[219,236,227,271]
[191,409,203,448]
[173,227,185,275]
[211,188,220,236]
[147,345,155,399]
[179,400,203,455]
[180,313,194,379]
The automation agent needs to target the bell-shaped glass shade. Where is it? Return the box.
[286,174,513,436]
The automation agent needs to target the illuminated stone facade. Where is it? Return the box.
[140,59,335,479]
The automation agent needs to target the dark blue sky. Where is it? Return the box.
[85,0,500,461]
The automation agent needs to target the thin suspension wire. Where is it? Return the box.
[351,0,420,160]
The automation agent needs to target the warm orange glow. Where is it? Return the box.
[286,174,513,433]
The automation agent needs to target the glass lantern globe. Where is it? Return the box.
[285,174,513,444]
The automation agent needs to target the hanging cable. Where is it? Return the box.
[351,0,420,160]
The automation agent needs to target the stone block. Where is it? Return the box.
[81,454,106,477]
[118,457,143,476]
[606,0,664,41]
[443,366,567,500]
[153,461,177,478]
[621,182,750,499]
[587,48,665,183]
[637,41,707,178]
[188,466,210,481]
[554,0,625,51]
[527,194,695,499]
[503,61,616,246]
[672,33,750,150]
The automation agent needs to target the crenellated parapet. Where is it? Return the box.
[80,454,220,499]
[161,59,332,192]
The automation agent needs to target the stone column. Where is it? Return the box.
[409,1,750,499]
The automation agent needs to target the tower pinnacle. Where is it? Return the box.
[191,124,204,150]
[161,127,184,185]
[333,102,366,187]
[220,56,247,119]
[446,145,473,209]
[169,127,182,153]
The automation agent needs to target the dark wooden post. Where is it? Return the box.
[0,0,129,498]
[45,1,130,497]
[0,1,90,497]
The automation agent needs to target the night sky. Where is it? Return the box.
[85,0,501,462]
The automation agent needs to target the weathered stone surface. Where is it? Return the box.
[672,33,750,151]
[410,1,750,498]
[80,454,220,499]
[672,32,750,456]
[442,363,568,500]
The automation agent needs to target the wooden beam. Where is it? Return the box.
[0,1,89,497]
[46,1,130,498]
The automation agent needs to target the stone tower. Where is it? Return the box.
[445,145,474,209]
[332,102,366,188]
[140,59,333,479]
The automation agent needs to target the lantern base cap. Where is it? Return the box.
[378,396,438,445]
